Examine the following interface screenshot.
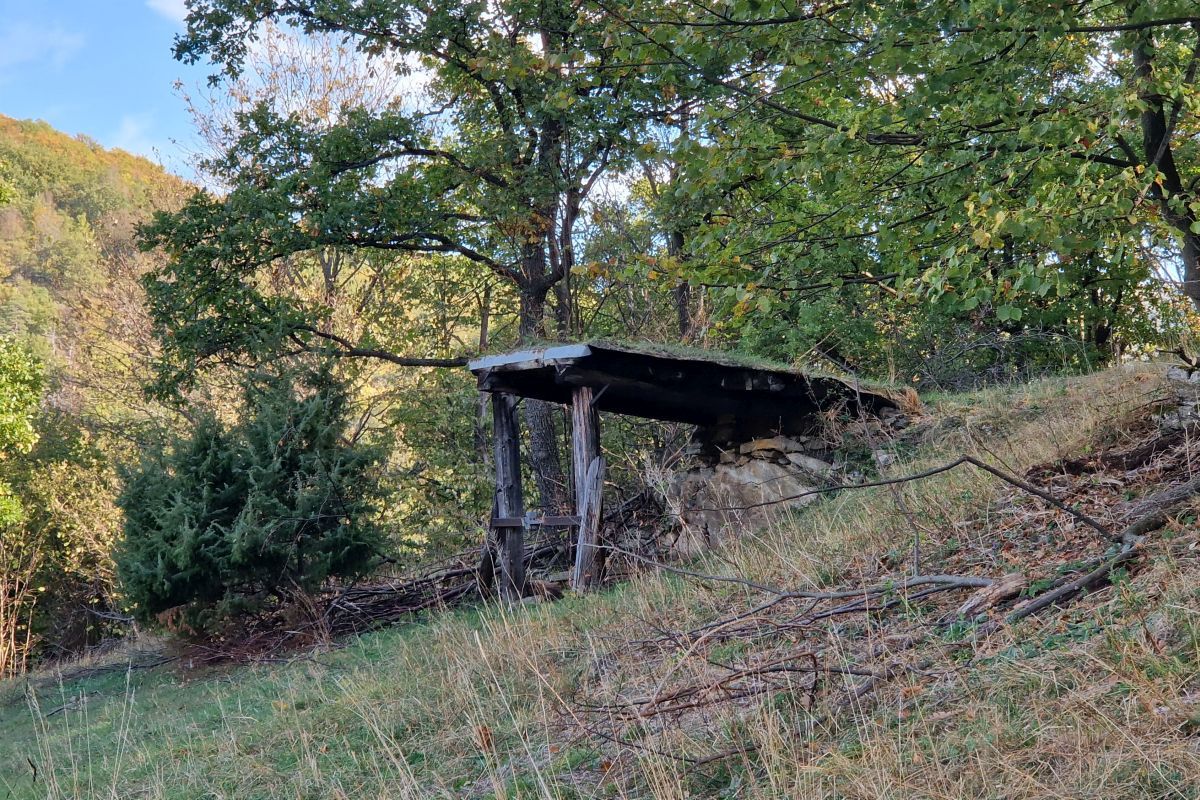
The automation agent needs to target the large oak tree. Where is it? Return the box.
[142,0,661,510]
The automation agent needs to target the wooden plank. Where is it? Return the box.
[468,344,592,373]
[569,386,602,592]
[491,515,581,528]
[571,456,606,592]
[491,392,525,601]
[537,515,581,527]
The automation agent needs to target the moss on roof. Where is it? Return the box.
[581,338,906,395]
[475,337,906,399]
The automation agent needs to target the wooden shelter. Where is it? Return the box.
[469,341,898,599]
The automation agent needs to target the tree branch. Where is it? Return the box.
[294,325,468,367]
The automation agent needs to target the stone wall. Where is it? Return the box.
[664,434,835,555]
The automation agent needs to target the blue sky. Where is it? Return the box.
[0,0,207,177]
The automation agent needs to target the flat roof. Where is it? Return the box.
[468,341,896,428]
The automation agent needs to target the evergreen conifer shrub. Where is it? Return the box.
[117,370,385,626]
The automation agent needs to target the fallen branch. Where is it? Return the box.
[601,544,992,599]
[1027,425,1194,478]
[1119,474,1200,544]
[1005,547,1139,623]
[697,455,1114,540]
[994,476,1200,626]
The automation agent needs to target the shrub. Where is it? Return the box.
[117,368,386,626]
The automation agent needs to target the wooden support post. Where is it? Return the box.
[572,457,606,591]
[571,386,603,591]
[491,392,525,601]
[571,386,600,506]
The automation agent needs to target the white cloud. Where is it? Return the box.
[0,22,84,77]
[111,113,161,159]
[146,0,189,25]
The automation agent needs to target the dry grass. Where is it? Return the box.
[2,364,1198,798]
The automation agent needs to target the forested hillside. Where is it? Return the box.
[0,116,190,674]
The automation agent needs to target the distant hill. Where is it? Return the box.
[0,115,191,414]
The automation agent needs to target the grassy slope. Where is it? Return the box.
[2,366,1199,799]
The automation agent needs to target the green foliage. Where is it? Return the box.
[628,0,1200,353]
[117,368,388,625]
[5,412,122,658]
[0,338,41,453]
[382,369,493,555]
[0,346,123,671]
[0,159,13,206]
[0,338,42,526]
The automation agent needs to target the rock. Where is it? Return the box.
[785,452,834,475]
[1167,365,1200,383]
[873,450,896,467]
[1159,402,1200,430]
[737,435,810,455]
[666,459,822,555]
[718,448,737,464]
[723,458,818,503]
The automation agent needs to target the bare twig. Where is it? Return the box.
[600,544,992,599]
[1006,547,1139,623]
[693,454,1115,540]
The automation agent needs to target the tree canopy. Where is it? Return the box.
[631,0,1200,319]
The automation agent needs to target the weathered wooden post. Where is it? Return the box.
[491,391,525,601]
[572,456,605,591]
[570,386,604,591]
[571,386,599,505]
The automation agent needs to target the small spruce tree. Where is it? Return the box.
[117,368,385,626]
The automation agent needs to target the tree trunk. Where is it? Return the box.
[553,277,572,337]
[1182,232,1200,309]
[668,230,692,340]
[1130,24,1200,309]
[517,283,569,512]
[523,398,568,511]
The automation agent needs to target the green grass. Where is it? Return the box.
[1,579,696,798]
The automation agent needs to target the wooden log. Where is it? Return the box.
[491,515,581,528]
[572,456,606,592]
[491,392,525,601]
